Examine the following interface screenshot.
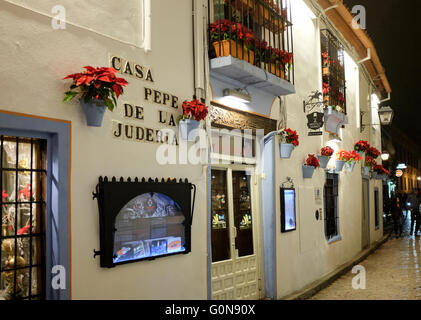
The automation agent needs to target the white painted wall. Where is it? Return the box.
[0,0,208,299]
[269,0,385,298]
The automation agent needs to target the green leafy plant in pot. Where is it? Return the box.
[63,66,128,127]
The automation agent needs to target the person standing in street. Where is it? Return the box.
[408,191,421,236]
[391,194,403,238]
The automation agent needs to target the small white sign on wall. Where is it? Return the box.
[315,187,323,205]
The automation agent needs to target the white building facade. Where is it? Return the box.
[0,0,390,300]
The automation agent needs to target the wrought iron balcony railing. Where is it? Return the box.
[208,0,294,84]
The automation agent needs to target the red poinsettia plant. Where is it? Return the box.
[179,97,208,122]
[321,146,334,157]
[337,150,362,164]
[305,154,320,168]
[280,128,299,147]
[364,156,375,168]
[63,66,129,111]
[373,164,390,176]
[366,146,381,159]
[354,140,370,152]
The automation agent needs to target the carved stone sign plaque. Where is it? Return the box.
[210,102,276,135]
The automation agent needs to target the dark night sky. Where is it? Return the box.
[343,0,421,143]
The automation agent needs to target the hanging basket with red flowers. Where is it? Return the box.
[303,154,320,179]
[366,146,381,159]
[318,146,334,168]
[178,97,209,141]
[63,66,129,126]
[279,128,299,159]
[354,140,370,158]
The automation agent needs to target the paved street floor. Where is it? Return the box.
[311,211,421,300]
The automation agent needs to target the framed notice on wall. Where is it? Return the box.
[280,188,297,233]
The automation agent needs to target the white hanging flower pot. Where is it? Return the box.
[179,119,200,141]
[280,143,294,159]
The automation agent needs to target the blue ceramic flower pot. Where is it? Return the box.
[302,165,315,179]
[279,143,294,159]
[346,161,356,172]
[317,155,330,169]
[335,160,346,172]
[80,99,107,127]
[179,119,200,141]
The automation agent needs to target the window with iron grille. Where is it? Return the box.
[209,0,294,83]
[321,29,346,114]
[0,136,46,300]
[324,172,339,240]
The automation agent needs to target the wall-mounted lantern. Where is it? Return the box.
[360,106,395,132]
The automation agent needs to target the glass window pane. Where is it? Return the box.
[232,171,253,257]
[0,136,46,300]
[211,169,230,262]
[113,193,186,263]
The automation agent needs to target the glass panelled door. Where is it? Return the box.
[211,167,261,300]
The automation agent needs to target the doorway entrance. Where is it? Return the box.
[210,166,263,300]
[362,178,370,249]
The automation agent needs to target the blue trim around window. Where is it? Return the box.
[0,111,71,300]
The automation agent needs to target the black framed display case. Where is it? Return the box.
[93,177,196,268]
[280,187,296,233]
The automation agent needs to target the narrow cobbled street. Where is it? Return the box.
[311,212,421,300]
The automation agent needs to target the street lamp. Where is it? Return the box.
[378,106,394,126]
[360,106,395,132]
[381,151,390,161]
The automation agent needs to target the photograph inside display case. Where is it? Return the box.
[113,192,186,264]
[1,136,46,300]
[95,177,194,267]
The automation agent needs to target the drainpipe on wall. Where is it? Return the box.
[192,0,206,100]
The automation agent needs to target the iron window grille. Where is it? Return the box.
[0,136,46,300]
[321,29,347,114]
[208,0,294,84]
[324,172,339,240]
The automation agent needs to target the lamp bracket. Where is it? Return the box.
[281,177,294,189]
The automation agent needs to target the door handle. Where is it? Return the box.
[232,226,237,238]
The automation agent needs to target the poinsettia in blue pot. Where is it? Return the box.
[178,96,208,141]
[302,154,320,179]
[317,146,334,169]
[279,128,299,158]
[63,66,128,127]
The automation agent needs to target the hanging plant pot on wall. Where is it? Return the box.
[179,119,200,142]
[362,166,371,176]
[317,155,330,169]
[280,143,294,158]
[302,165,315,179]
[335,160,346,172]
[318,146,334,169]
[80,99,107,127]
[303,154,320,179]
[63,66,129,127]
[346,161,356,173]
[178,97,208,142]
[279,128,299,159]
